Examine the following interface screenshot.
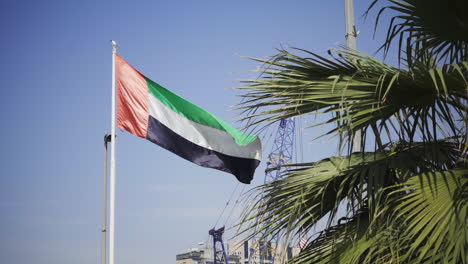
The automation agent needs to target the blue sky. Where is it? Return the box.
[0,0,394,263]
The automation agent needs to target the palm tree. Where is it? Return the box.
[237,0,468,263]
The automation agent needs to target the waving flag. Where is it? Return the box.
[116,54,261,183]
[299,237,309,250]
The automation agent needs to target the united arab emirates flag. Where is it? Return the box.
[116,54,261,184]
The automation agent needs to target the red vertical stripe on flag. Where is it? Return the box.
[116,54,149,138]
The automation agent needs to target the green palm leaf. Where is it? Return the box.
[381,168,468,263]
[368,0,468,65]
[238,48,467,152]
[237,141,460,250]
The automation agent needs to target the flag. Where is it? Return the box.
[115,54,261,184]
[298,236,309,250]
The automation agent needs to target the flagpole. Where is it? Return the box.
[102,133,111,264]
[109,40,118,264]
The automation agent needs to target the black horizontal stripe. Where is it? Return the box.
[146,116,259,184]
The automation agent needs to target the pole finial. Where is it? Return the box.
[111,40,119,53]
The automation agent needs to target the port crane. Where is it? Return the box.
[209,226,229,264]
[248,118,295,264]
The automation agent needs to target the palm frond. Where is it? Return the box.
[238,48,468,152]
[379,168,468,263]
[290,210,370,264]
[367,0,468,65]
[237,141,460,249]
[292,168,468,264]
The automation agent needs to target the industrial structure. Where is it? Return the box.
[248,118,296,264]
[176,240,299,264]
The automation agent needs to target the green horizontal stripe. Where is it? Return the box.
[145,77,257,146]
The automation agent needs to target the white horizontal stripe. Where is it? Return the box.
[148,95,261,160]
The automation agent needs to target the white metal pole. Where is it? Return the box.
[344,0,361,152]
[109,40,118,264]
[102,134,110,264]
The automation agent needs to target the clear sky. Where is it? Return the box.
[0,0,394,263]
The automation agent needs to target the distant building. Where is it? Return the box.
[176,247,240,264]
[176,240,300,264]
[228,240,300,264]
